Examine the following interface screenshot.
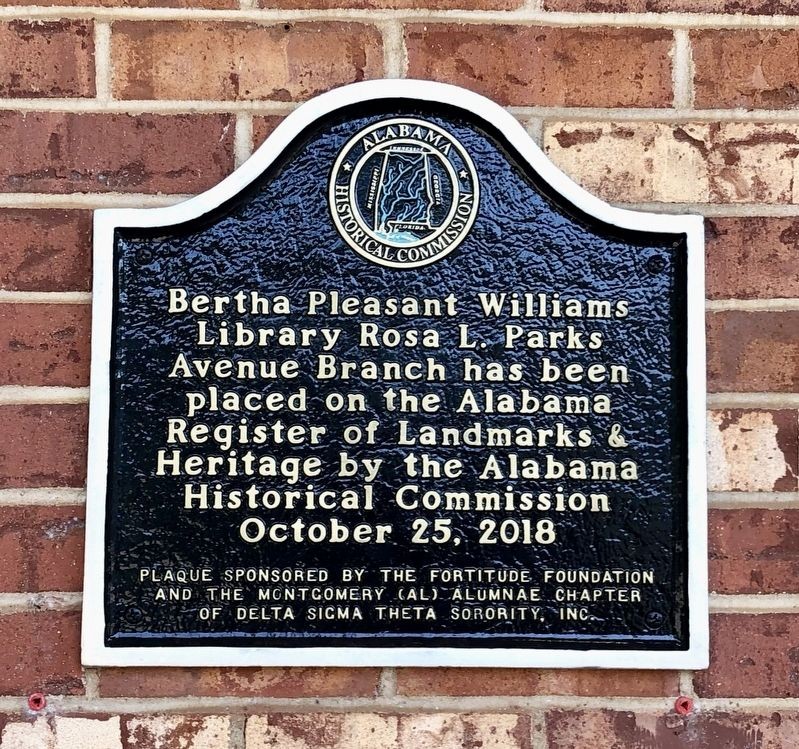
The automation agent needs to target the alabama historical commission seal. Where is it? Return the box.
[329,118,479,268]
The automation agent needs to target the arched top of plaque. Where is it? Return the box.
[85,80,707,670]
[95,79,703,251]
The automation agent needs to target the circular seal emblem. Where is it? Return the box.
[329,117,479,269]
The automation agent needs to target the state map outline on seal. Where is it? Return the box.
[329,117,480,269]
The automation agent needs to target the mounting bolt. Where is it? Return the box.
[128,606,144,624]
[27,692,46,711]
[674,696,694,715]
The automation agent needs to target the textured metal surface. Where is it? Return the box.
[105,100,688,650]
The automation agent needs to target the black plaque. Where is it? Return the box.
[83,81,707,668]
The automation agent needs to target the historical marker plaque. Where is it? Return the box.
[83,81,708,668]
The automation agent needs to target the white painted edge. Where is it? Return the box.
[82,79,708,669]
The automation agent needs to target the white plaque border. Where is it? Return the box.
[83,79,708,669]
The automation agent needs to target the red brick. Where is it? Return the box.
[544,0,799,11]
[0,405,88,488]
[706,218,799,300]
[396,668,679,697]
[0,21,94,98]
[0,506,84,592]
[696,614,799,698]
[710,509,799,594]
[708,410,799,493]
[0,210,91,292]
[0,305,90,387]
[112,22,383,101]
[0,717,47,744]
[124,716,229,748]
[693,31,799,109]
[405,25,673,108]
[252,116,284,150]
[265,0,518,6]
[99,666,380,697]
[543,0,638,6]
[0,526,25,592]
[0,611,82,694]
[246,714,530,749]
[707,311,799,393]
[0,0,235,6]
[546,709,799,748]
[544,121,799,205]
[0,112,234,194]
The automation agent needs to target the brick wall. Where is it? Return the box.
[0,0,797,747]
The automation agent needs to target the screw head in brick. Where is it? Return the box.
[645,255,667,274]
[675,696,694,715]
[27,692,46,711]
